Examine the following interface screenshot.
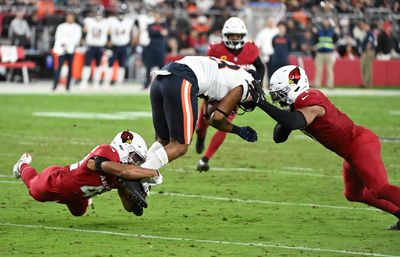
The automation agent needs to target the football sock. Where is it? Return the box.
[148,141,164,154]
[20,164,38,188]
[117,67,126,83]
[81,66,91,85]
[355,187,400,214]
[196,102,209,137]
[141,147,169,170]
[204,130,227,159]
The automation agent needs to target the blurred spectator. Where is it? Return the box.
[300,29,314,56]
[52,13,82,91]
[337,36,359,59]
[142,12,168,89]
[104,4,137,87]
[269,22,291,77]
[376,21,400,60]
[360,22,375,88]
[313,17,338,89]
[8,10,31,48]
[255,17,279,79]
[36,0,55,21]
[81,6,110,88]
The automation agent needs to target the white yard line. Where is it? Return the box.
[0,179,380,212]
[156,192,379,212]
[0,223,397,257]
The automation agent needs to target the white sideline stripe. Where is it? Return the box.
[0,180,21,184]
[32,111,152,120]
[0,223,397,257]
[0,175,14,178]
[157,192,379,212]
[389,111,400,116]
[167,167,400,182]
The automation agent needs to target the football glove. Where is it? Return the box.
[232,126,258,142]
[248,79,267,107]
[141,170,163,186]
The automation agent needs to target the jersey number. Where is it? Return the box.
[210,57,240,70]
[80,185,106,198]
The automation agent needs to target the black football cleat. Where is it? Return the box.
[386,220,400,230]
[197,157,209,172]
[195,129,206,154]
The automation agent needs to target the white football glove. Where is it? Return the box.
[142,171,163,186]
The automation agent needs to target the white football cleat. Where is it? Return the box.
[12,153,32,179]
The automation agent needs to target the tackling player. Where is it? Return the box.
[139,56,262,196]
[81,6,110,88]
[195,17,265,172]
[249,65,400,230]
[12,130,162,217]
[104,4,138,87]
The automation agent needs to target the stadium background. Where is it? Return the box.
[1,1,400,257]
[0,0,399,87]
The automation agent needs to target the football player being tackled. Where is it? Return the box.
[12,130,162,217]
[249,65,400,230]
[195,17,265,172]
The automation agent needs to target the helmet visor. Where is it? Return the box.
[128,151,145,165]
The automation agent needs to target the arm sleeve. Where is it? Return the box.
[258,101,307,130]
[252,56,265,83]
[273,123,292,143]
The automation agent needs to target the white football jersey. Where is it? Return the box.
[84,17,110,47]
[108,16,134,46]
[176,56,253,102]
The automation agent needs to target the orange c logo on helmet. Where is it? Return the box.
[289,67,301,85]
[220,55,227,60]
[121,130,134,144]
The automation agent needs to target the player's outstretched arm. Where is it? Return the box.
[87,157,159,180]
[209,86,257,142]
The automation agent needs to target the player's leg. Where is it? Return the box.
[141,76,171,172]
[351,138,400,209]
[343,160,400,216]
[116,46,127,84]
[195,100,209,154]
[104,47,116,87]
[92,47,104,87]
[81,47,94,88]
[197,112,237,172]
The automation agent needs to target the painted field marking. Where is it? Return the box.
[1,223,398,257]
[32,111,152,120]
[0,179,380,212]
[156,192,379,212]
[389,111,400,116]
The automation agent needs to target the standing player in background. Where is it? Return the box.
[250,65,400,230]
[195,17,265,172]
[104,4,138,87]
[80,6,110,89]
[12,130,162,217]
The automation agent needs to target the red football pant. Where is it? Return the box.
[20,164,89,216]
[196,101,237,160]
[342,137,400,215]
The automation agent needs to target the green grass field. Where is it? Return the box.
[1,92,400,257]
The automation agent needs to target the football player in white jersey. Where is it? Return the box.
[104,4,138,87]
[140,56,262,192]
[81,6,110,88]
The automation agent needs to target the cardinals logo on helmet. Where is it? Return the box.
[288,67,301,85]
[121,130,134,144]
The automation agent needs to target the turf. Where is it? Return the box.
[0,93,400,257]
